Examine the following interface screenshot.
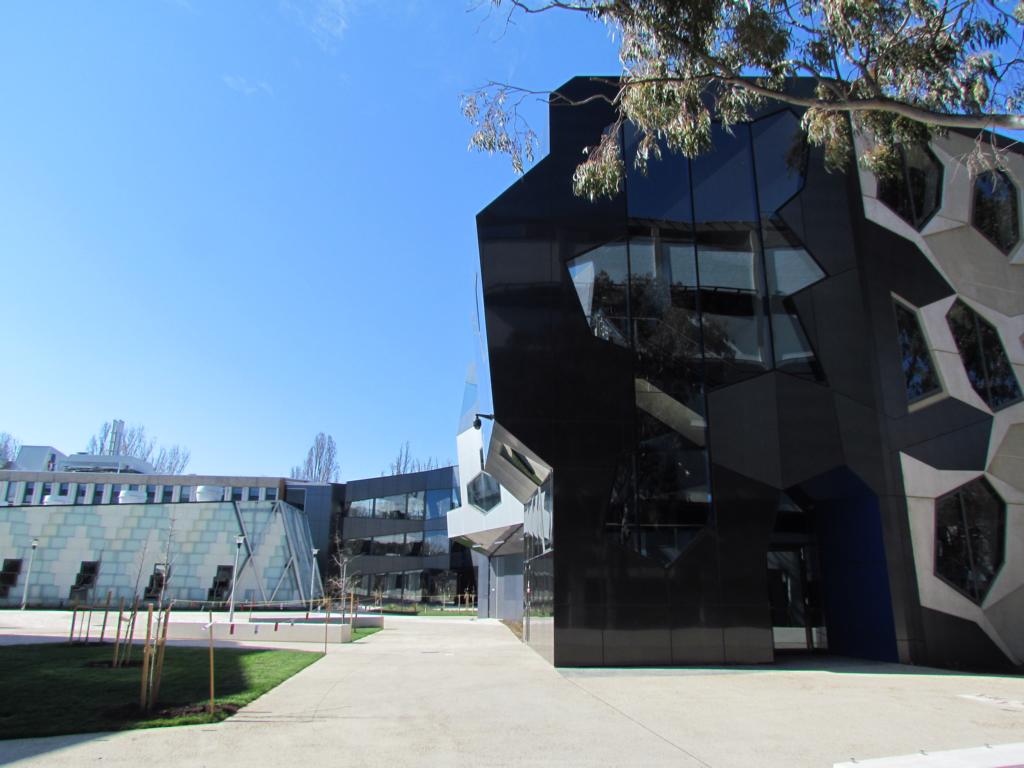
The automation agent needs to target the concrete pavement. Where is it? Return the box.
[1,614,1023,767]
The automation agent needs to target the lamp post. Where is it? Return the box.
[20,539,38,610]
[309,548,319,612]
[228,535,245,623]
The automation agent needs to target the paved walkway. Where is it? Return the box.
[1,615,1023,767]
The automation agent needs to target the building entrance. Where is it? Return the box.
[767,543,827,651]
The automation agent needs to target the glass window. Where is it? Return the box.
[467,472,501,512]
[230,487,243,502]
[343,538,372,557]
[877,144,943,230]
[426,488,455,519]
[110,484,121,503]
[179,485,193,503]
[7,484,18,503]
[764,240,825,377]
[371,534,405,556]
[406,490,425,520]
[751,110,807,214]
[146,485,157,503]
[567,241,630,347]
[972,169,1019,254]
[935,478,1005,604]
[422,530,450,557]
[58,482,69,495]
[697,238,768,369]
[265,488,277,501]
[348,498,373,518]
[162,486,174,503]
[404,531,424,556]
[76,485,89,503]
[374,495,407,520]
[42,483,52,498]
[893,300,942,404]
[248,487,260,501]
[946,300,1022,410]
[93,484,105,503]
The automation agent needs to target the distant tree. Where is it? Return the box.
[387,441,440,475]
[85,421,191,474]
[290,432,340,483]
[464,0,1024,199]
[0,432,20,468]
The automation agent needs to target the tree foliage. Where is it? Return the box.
[290,432,341,483]
[464,0,1024,198]
[86,421,191,474]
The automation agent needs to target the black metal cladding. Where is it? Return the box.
[478,77,1016,671]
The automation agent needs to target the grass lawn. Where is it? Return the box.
[0,643,322,740]
[352,627,381,641]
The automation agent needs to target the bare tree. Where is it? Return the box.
[290,432,340,482]
[387,441,440,475]
[0,432,20,468]
[85,420,191,474]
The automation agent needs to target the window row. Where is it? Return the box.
[349,569,460,603]
[893,298,1021,411]
[343,530,450,558]
[346,487,459,520]
[878,143,1020,256]
[2,481,279,506]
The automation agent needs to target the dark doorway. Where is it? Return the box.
[767,543,827,651]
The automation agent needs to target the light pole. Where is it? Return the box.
[309,548,319,612]
[228,535,245,623]
[20,539,38,610]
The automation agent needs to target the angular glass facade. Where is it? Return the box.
[478,77,1022,672]
[336,466,473,606]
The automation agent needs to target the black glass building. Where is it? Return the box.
[477,77,1024,671]
[286,467,474,606]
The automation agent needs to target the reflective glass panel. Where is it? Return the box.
[973,170,1020,254]
[877,144,942,230]
[751,110,807,213]
[423,530,450,557]
[407,490,425,520]
[946,300,1022,410]
[426,488,454,519]
[935,478,1005,604]
[348,498,373,518]
[697,237,768,369]
[467,472,501,512]
[374,494,407,520]
[893,301,941,403]
[567,241,630,347]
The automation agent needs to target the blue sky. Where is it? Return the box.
[0,1,620,479]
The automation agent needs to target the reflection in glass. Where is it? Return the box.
[422,530,449,557]
[374,494,408,520]
[893,300,941,404]
[467,472,501,512]
[348,498,373,518]
[568,242,630,346]
[946,300,1022,410]
[935,478,1005,604]
[764,238,825,377]
[876,144,943,230]
[426,488,457,519]
[973,170,1020,254]
[751,110,807,213]
[407,491,425,520]
[697,237,768,370]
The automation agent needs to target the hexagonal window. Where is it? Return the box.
[946,300,1022,411]
[467,472,501,512]
[892,298,942,404]
[935,477,1005,604]
[876,144,943,230]
[972,169,1020,255]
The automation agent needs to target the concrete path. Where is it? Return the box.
[1,615,1023,767]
